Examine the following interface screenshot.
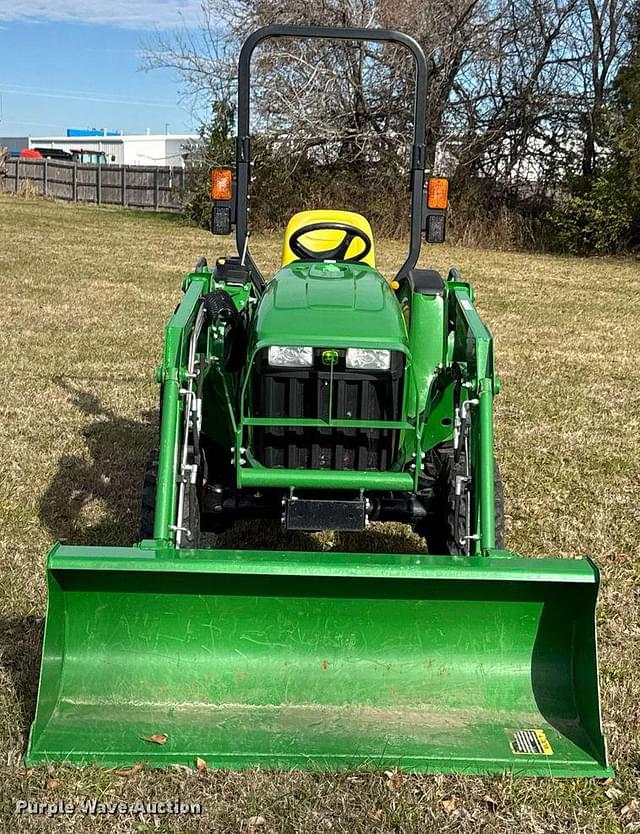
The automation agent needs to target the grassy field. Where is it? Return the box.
[0,191,639,833]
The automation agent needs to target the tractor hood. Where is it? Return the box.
[251,261,408,350]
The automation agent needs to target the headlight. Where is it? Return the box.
[268,346,314,367]
[345,348,391,370]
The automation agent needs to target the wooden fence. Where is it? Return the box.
[0,158,186,211]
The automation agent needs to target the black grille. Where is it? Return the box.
[250,349,403,471]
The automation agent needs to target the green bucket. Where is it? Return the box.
[25,545,611,776]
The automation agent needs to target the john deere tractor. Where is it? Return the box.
[26,25,610,777]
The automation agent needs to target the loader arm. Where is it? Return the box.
[154,274,208,543]
[447,283,497,551]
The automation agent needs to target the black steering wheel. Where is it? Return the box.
[289,222,372,263]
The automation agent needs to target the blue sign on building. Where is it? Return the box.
[66,129,123,137]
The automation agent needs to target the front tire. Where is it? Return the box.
[139,448,158,540]
[182,476,201,548]
[416,444,504,555]
[139,447,201,546]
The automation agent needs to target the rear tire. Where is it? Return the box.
[416,444,504,555]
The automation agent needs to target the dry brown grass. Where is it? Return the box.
[0,193,639,833]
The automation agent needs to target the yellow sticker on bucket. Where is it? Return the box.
[510,729,553,755]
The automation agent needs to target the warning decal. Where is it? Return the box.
[510,729,553,755]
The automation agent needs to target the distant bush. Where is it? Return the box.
[185,127,549,251]
[549,178,637,255]
[549,49,640,255]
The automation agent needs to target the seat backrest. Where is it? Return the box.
[281,210,376,268]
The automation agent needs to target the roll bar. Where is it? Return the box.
[234,25,429,286]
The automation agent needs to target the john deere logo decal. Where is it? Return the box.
[322,349,339,366]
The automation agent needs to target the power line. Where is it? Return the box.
[0,86,180,108]
[1,81,173,105]
[1,118,69,129]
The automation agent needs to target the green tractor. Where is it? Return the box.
[26,25,611,777]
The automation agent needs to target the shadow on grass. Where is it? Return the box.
[39,382,423,555]
[39,383,157,548]
[0,615,44,736]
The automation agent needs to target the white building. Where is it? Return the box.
[29,133,199,167]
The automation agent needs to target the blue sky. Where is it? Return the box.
[0,2,204,137]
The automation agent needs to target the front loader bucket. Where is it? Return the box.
[26,545,611,776]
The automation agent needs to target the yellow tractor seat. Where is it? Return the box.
[282,210,376,268]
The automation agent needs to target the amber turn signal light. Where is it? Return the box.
[210,168,233,201]
[427,177,449,210]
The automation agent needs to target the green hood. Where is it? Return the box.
[252,261,408,350]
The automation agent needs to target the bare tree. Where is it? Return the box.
[575,0,630,176]
[449,0,587,186]
[143,0,504,171]
[143,0,633,236]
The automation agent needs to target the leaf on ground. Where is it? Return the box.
[115,762,145,778]
[441,797,458,814]
[384,769,404,790]
[606,787,624,800]
[142,733,168,745]
[196,757,208,771]
[244,815,266,830]
[46,778,61,790]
